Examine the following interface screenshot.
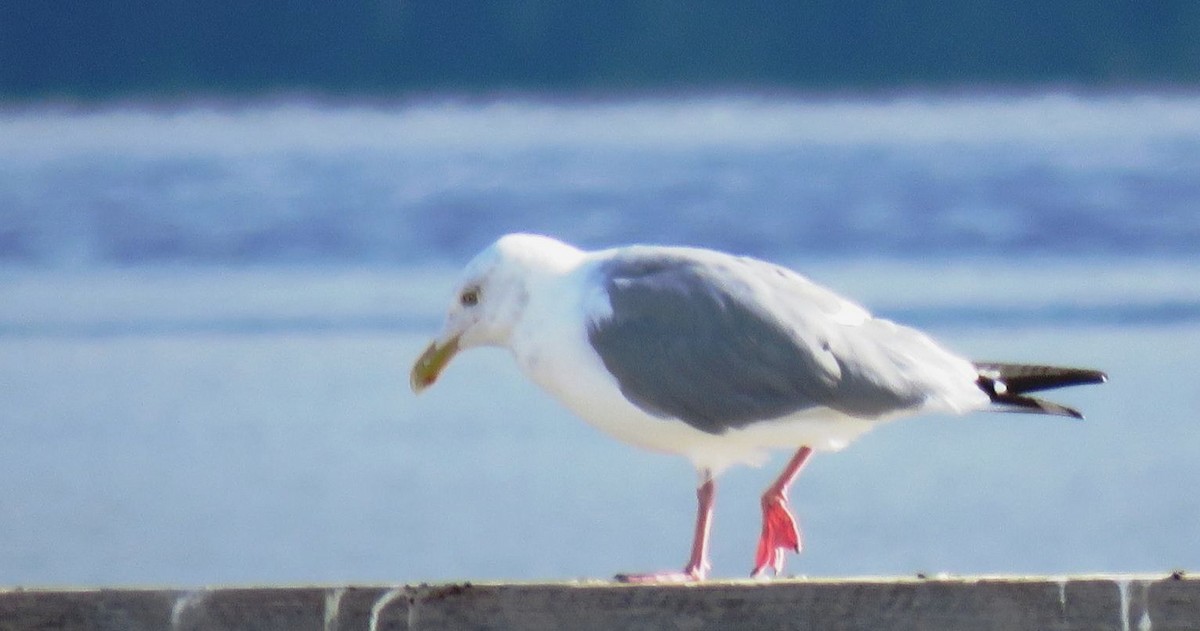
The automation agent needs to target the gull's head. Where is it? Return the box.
[410,233,584,393]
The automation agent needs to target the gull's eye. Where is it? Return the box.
[460,288,480,307]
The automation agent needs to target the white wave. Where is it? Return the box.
[1,259,1198,336]
[3,93,1200,160]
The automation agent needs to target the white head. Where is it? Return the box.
[410,233,583,392]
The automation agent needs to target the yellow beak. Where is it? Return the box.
[410,335,461,393]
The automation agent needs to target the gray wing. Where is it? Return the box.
[586,250,935,434]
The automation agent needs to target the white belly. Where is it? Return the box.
[510,315,885,475]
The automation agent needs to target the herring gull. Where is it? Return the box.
[411,233,1106,582]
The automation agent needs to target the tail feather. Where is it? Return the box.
[974,362,1107,419]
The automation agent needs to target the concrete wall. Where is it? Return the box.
[0,574,1193,631]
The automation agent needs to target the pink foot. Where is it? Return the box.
[617,476,715,584]
[750,447,812,578]
[615,565,707,584]
[751,492,801,578]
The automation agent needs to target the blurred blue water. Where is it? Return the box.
[0,94,1198,586]
[3,95,1199,267]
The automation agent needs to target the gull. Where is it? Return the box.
[410,234,1106,582]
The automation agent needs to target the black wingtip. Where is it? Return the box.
[974,362,1107,395]
[975,366,1098,419]
[985,390,1087,419]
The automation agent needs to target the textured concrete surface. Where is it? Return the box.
[0,574,1194,630]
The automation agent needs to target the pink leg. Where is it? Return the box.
[616,471,715,583]
[752,446,813,578]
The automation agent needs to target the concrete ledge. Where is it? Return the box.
[0,574,1194,631]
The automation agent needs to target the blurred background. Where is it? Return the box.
[1,2,1198,586]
